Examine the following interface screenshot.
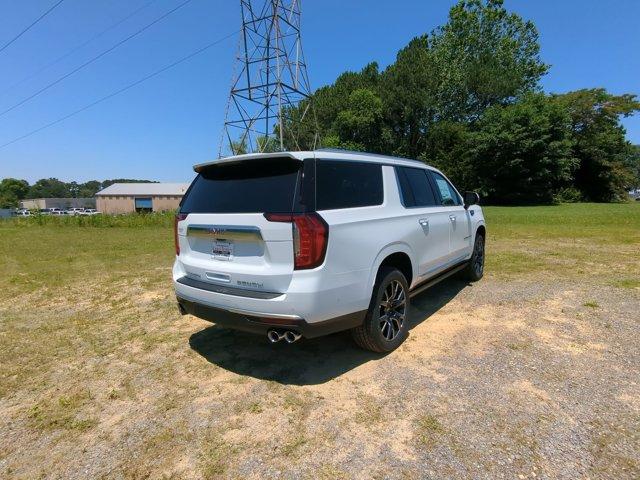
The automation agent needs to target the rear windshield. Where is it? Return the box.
[180,158,301,214]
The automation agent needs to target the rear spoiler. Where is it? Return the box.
[193,152,307,173]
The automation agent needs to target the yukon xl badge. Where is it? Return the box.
[237,280,264,289]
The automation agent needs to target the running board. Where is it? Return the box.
[409,262,468,298]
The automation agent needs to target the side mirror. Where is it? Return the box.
[464,191,480,209]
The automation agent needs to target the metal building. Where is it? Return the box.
[95,183,189,214]
[20,197,95,210]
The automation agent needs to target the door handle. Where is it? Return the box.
[418,218,429,235]
[449,215,456,222]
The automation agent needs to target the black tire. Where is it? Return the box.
[352,267,410,353]
[463,232,485,281]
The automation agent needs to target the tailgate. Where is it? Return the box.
[177,213,294,293]
[176,156,304,294]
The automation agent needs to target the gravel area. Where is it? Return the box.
[1,271,638,479]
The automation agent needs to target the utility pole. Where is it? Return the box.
[220,0,315,156]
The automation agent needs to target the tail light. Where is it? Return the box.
[264,212,328,269]
[174,213,187,255]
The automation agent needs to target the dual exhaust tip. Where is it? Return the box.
[267,329,302,344]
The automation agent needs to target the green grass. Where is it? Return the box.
[485,203,640,237]
[0,204,637,477]
[483,203,640,280]
[0,218,174,299]
[3,211,174,228]
[0,203,637,304]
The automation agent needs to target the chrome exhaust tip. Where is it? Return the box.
[267,329,282,343]
[283,331,302,343]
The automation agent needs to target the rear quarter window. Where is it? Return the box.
[316,160,383,210]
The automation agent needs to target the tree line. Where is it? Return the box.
[280,0,640,204]
[0,178,156,208]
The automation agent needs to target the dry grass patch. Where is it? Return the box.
[415,414,446,448]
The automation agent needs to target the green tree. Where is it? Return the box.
[257,136,280,153]
[421,121,472,191]
[429,0,548,121]
[282,63,381,150]
[0,178,29,208]
[332,88,386,152]
[380,36,439,157]
[466,93,577,204]
[624,145,640,190]
[78,180,102,197]
[286,0,547,159]
[26,178,71,198]
[553,89,640,201]
[0,178,29,199]
[229,139,248,155]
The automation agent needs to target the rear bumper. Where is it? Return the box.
[176,295,365,339]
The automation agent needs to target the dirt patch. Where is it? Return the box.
[1,272,638,479]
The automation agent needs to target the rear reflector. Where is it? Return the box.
[264,212,328,269]
[174,213,187,255]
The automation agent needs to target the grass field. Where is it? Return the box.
[0,203,638,479]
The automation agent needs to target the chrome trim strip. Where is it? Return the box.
[187,224,262,241]
[177,276,280,300]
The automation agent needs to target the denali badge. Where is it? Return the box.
[237,280,264,289]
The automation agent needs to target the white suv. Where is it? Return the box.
[173,150,485,352]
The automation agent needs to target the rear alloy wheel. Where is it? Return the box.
[463,233,485,281]
[352,267,410,352]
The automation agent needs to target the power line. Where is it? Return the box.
[1,0,158,97]
[0,0,194,119]
[0,0,66,54]
[0,30,239,150]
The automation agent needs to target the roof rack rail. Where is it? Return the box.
[314,148,424,164]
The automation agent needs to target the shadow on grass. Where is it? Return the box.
[189,278,467,385]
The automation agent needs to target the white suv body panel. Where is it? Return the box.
[174,150,485,333]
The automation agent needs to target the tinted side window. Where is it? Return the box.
[396,167,437,207]
[316,160,383,210]
[430,171,461,206]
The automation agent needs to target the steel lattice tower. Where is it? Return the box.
[220,0,315,156]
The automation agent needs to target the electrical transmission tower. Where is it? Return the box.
[220,0,315,156]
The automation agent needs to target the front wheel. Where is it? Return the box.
[463,233,485,281]
[352,267,410,352]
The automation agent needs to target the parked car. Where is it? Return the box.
[50,210,67,216]
[38,208,65,215]
[80,209,100,215]
[66,208,85,215]
[173,150,486,352]
[13,209,30,217]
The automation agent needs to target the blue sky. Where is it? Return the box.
[0,0,638,183]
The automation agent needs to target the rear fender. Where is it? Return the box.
[367,242,415,291]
